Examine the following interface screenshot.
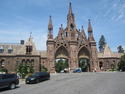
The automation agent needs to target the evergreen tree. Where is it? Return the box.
[117,45,124,53]
[118,54,125,71]
[99,35,106,52]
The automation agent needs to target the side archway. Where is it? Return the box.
[78,47,90,72]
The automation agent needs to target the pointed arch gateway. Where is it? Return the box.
[78,47,90,72]
[55,46,69,73]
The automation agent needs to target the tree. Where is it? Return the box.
[16,63,34,78]
[117,45,124,53]
[99,35,106,52]
[55,59,68,73]
[40,65,48,72]
[0,67,7,73]
[79,58,89,72]
[118,54,125,71]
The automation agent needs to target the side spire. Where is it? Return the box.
[48,16,53,31]
[81,26,87,39]
[88,19,93,32]
[58,24,64,40]
[88,19,95,41]
[48,16,53,39]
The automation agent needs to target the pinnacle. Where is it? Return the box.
[48,16,53,31]
[88,19,92,32]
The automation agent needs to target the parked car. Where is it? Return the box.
[0,74,19,89]
[121,66,125,72]
[73,68,82,73]
[25,72,50,84]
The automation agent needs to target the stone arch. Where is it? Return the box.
[55,46,69,59]
[99,61,103,70]
[31,59,34,66]
[22,59,25,65]
[78,46,90,72]
[55,46,69,72]
[26,59,30,65]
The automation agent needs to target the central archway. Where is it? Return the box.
[55,46,69,73]
[78,47,90,72]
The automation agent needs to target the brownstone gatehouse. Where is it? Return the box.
[0,3,123,73]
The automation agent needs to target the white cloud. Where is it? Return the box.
[103,0,125,22]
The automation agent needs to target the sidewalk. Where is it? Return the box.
[19,79,25,85]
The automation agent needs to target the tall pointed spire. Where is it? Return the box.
[48,16,53,39]
[67,2,76,30]
[88,19,93,32]
[88,19,95,41]
[69,2,73,15]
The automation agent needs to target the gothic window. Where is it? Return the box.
[0,47,4,53]
[8,48,13,53]
[70,24,74,29]
[64,44,67,47]
[26,46,33,54]
[65,32,68,37]
[0,59,5,67]
[31,59,34,66]
[26,59,30,65]
[22,59,25,65]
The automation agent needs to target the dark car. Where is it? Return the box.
[25,72,50,84]
[0,74,19,89]
[121,66,125,72]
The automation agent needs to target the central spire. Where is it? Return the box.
[67,2,76,30]
[68,2,73,15]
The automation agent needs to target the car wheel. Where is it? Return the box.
[36,79,39,83]
[10,83,16,89]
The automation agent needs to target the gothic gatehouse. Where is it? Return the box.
[47,3,98,72]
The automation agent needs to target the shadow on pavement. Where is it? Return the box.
[0,86,20,92]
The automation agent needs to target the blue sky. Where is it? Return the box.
[0,0,125,51]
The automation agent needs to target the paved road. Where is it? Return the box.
[1,72,125,94]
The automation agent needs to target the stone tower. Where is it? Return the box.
[88,19,98,71]
[47,16,55,72]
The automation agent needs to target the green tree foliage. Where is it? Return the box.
[16,63,34,78]
[117,45,124,53]
[0,67,7,73]
[55,59,68,73]
[40,65,48,72]
[118,54,125,71]
[79,58,89,72]
[99,35,106,52]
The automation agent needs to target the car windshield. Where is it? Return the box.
[31,73,39,77]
